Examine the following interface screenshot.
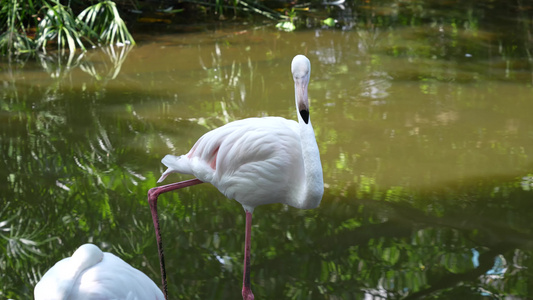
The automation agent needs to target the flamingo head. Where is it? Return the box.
[291,55,311,124]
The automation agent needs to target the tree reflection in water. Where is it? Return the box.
[2,0,533,298]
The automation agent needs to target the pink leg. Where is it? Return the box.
[242,210,255,300]
[148,178,203,300]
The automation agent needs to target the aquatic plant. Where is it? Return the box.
[35,1,89,53]
[275,8,298,32]
[0,0,35,55]
[0,0,134,56]
[188,0,284,20]
[77,0,135,46]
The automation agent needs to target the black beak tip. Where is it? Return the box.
[300,109,309,124]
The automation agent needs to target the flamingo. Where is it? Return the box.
[147,54,324,300]
[34,243,164,300]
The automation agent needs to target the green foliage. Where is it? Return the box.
[190,0,283,21]
[2,1,533,297]
[275,21,295,32]
[0,0,35,55]
[36,1,88,53]
[78,0,135,46]
[0,30,35,56]
[0,0,134,56]
[322,17,336,27]
[276,8,296,32]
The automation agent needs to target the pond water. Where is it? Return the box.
[2,1,533,299]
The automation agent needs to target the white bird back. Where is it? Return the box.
[34,244,164,300]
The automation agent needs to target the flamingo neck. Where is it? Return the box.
[295,117,324,209]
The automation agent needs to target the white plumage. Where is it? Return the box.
[34,243,164,300]
[158,55,324,213]
[151,54,323,300]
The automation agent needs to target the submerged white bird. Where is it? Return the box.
[34,243,164,300]
[148,54,324,300]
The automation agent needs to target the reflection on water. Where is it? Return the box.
[1,1,533,298]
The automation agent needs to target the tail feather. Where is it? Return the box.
[157,169,172,183]
[157,154,191,183]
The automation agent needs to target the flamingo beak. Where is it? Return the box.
[296,78,310,124]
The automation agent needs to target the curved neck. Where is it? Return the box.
[295,117,324,209]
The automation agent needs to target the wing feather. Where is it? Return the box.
[160,117,304,209]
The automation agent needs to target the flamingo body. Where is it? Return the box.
[159,55,323,213]
[159,116,321,212]
[34,243,164,300]
[150,55,323,300]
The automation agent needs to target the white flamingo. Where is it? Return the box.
[148,54,324,300]
[34,243,164,300]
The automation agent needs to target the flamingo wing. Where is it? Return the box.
[160,117,305,211]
